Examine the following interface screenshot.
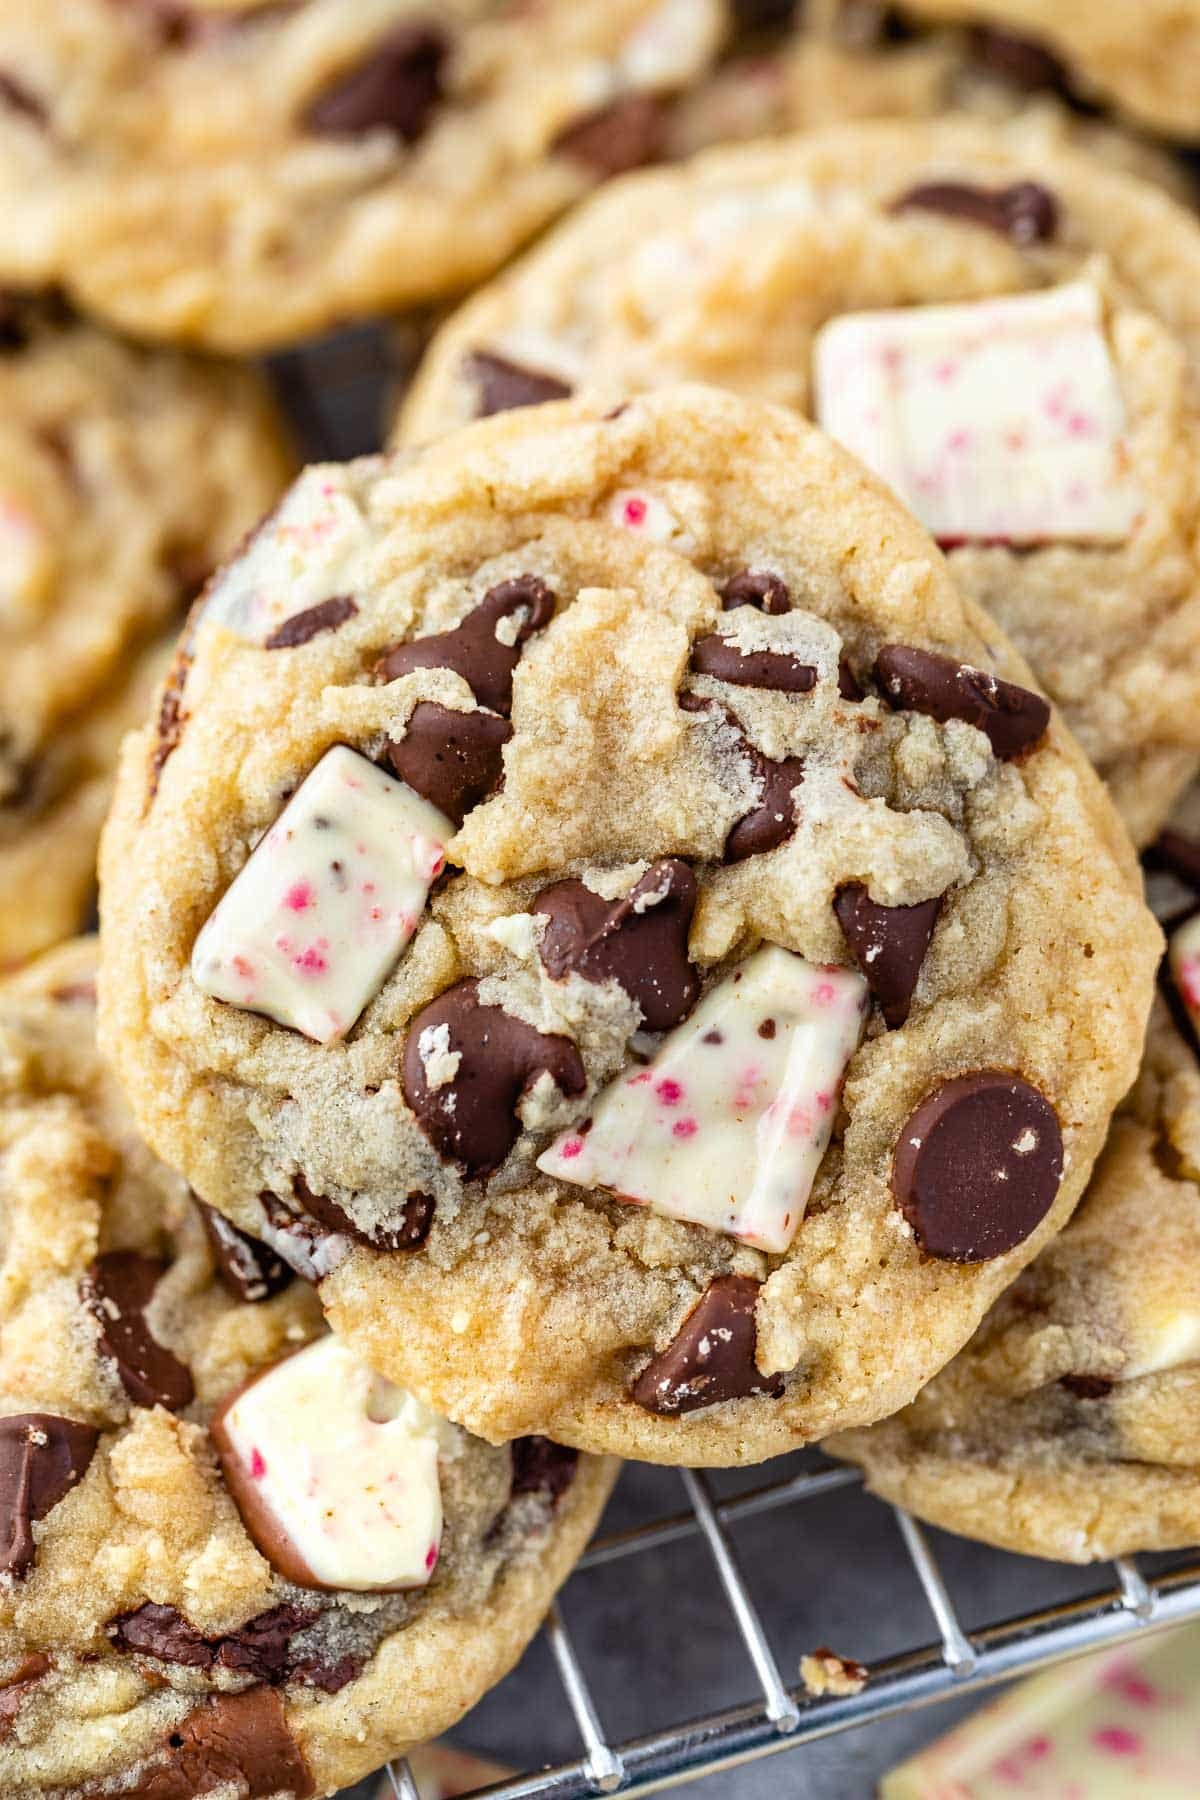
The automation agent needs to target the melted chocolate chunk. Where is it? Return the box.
[834,884,942,1029]
[304,23,447,142]
[0,1413,98,1578]
[893,179,1058,246]
[403,978,586,1176]
[534,859,700,1032]
[0,1652,49,1743]
[109,1601,319,1686]
[293,1174,434,1253]
[720,569,791,615]
[385,700,511,827]
[377,574,556,717]
[83,1253,194,1413]
[968,25,1072,96]
[630,1275,783,1416]
[510,1436,579,1505]
[264,595,357,650]
[691,633,817,694]
[195,1197,292,1304]
[465,349,573,418]
[552,93,668,177]
[82,1687,314,1800]
[874,644,1050,761]
[680,692,804,863]
[892,1071,1064,1261]
[1060,1372,1114,1400]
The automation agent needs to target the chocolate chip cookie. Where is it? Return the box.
[98,385,1160,1465]
[0,293,293,967]
[829,993,1200,1561]
[397,118,1200,846]
[0,939,614,1796]
[0,0,728,352]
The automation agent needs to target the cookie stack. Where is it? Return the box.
[2,3,1200,1796]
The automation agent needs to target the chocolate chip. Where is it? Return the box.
[681,692,804,863]
[0,1652,49,1743]
[195,1197,293,1304]
[691,633,817,694]
[892,180,1058,246]
[385,700,511,827]
[403,979,586,1176]
[304,23,447,143]
[293,1174,434,1253]
[0,1413,98,1578]
[1060,1372,1114,1399]
[83,1253,194,1412]
[552,93,668,177]
[720,569,791,615]
[377,574,556,717]
[1145,828,1200,893]
[968,25,1072,96]
[874,645,1050,760]
[834,884,942,1029]
[510,1436,579,1505]
[534,858,700,1032]
[630,1275,783,1416]
[892,1071,1064,1261]
[838,655,864,701]
[264,595,357,650]
[83,1687,315,1800]
[465,350,573,418]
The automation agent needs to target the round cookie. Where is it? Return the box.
[0,0,728,352]
[829,996,1200,1562]
[397,118,1200,845]
[0,292,293,966]
[0,940,615,1798]
[98,385,1160,1465]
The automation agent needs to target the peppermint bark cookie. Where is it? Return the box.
[98,386,1159,1465]
[829,997,1200,1561]
[0,0,727,353]
[398,119,1200,845]
[0,940,614,1798]
[0,293,293,966]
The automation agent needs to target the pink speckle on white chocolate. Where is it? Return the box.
[284,880,315,912]
[624,497,647,526]
[250,1447,267,1479]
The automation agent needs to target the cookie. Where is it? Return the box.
[396,118,1200,845]
[97,385,1159,1466]
[829,993,1200,1562]
[0,939,615,1797]
[0,0,731,352]
[0,293,293,966]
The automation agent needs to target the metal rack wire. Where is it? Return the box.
[382,1461,1200,1798]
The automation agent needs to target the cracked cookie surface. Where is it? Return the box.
[98,385,1159,1465]
[0,940,614,1797]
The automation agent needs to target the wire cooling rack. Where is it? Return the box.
[266,332,1200,1800]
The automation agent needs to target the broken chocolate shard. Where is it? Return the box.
[83,1252,194,1413]
[465,349,573,418]
[874,644,1050,761]
[0,1413,99,1578]
[304,22,447,143]
[552,93,668,177]
[630,1275,783,1416]
[535,858,700,1032]
[195,1196,292,1303]
[510,1436,579,1505]
[293,1174,434,1253]
[834,883,942,1028]
[720,569,791,615]
[377,574,556,716]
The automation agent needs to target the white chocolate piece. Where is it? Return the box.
[538,946,868,1252]
[191,745,450,1044]
[216,1336,445,1592]
[1169,913,1200,1041]
[814,281,1142,546]
[1124,1305,1200,1380]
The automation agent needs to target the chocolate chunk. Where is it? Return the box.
[1145,828,1200,894]
[213,1606,317,1684]
[465,349,573,418]
[968,25,1072,95]
[108,1600,318,1685]
[0,71,47,128]
[1060,1372,1114,1399]
[83,1253,194,1413]
[691,633,817,694]
[680,692,804,863]
[403,978,586,1176]
[291,1653,362,1694]
[385,700,511,827]
[731,0,802,32]
[834,884,942,1029]
[304,23,447,143]
[0,1413,98,1578]
[720,569,791,615]
[534,858,700,1032]
[630,1275,783,1416]
[377,574,556,716]
[85,1687,314,1800]
[892,179,1058,247]
[264,595,357,650]
[510,1436,579,1505]
[0,1652,49,1743]
[257,1191,349,1285]
[552,93,668,177]
[874,645,1050,761]
[108,1604,213,1670]
[195,1198,292,1304]
[837,655,864,702]
[293,1173,434,1253]
[892,1071,1064,1261]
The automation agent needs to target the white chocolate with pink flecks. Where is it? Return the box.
[1169,912,1200,1043]
[814,281,1142,546]
[538,946,868,1252]
[191,744,450,1044]
[217,1336,445,1592]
